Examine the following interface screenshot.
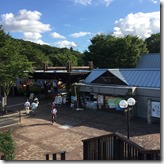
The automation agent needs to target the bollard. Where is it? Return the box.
[19,109,21,123]
[45,154,49,160]
[60,151,65,160]
[52,153,57,160]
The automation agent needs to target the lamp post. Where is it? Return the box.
[119,98,136,139]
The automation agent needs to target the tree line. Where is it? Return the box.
[83,33,160,68]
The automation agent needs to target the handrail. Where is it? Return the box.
[82,132,160,160]
[113,132,160,154]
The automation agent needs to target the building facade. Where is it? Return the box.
[74,53,160,123]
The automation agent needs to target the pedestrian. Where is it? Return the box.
[24,99,30,114]
[34,97,39,108]
[51,105,57,125]
[31,100,38,115]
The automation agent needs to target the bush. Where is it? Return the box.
[0,130,15,160]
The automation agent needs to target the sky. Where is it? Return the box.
[0,0,160,53]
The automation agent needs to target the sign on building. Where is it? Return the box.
[151,101,160,118]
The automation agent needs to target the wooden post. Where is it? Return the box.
[66,61,71,72]
[43,62,48,71]
[88,61,93,70]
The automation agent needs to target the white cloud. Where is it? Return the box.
[64,24,72,27]
[55,40,77,48]
[23,32,49,45]
[73,0,92,5]
[33,39,49,45]
[1,9,51,44]
[151,0,159,4]
[112,11,160,39]
[50,32,66,39]
[72,0,113,6]
[70,31,91,38]
[101,0,113,7]
[23,32,42,40]
[1,9,51,33]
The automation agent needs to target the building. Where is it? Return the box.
[74,53,160,123]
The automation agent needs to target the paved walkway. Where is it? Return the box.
[0,97,160,160]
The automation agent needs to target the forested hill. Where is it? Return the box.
[14,38,85,68]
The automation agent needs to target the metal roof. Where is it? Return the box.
[84,53,160,88]
[84,68,160,88]
[85,69,107,83]
[136,53,160,68]
[109,68,160,88]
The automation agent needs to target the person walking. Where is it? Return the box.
[34,97,39,107]
[51,105,57,125]
[31,100,38,115]
[24,99,30,114]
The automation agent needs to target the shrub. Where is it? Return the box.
[0,130,15,160]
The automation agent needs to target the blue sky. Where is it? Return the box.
[0,0,160,52]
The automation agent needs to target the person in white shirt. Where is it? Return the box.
[24,99,30,114]
[31,100,38,115]
[34,97,39,108]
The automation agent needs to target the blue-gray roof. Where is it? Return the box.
[84,69,106,83]
[84,68,160,88]
[136,53,160,68]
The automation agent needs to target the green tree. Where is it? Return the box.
[83,34,148,68]
[49,50,78,66]
[17,40,51,68]
[0,28,33,113]
[145,33,160,53]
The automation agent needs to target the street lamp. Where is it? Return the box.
[119,98,136,139]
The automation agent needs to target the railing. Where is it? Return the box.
[45,151,66,160]
[43,61,93,72]
[82,132,160,160]
[0,110,21,128]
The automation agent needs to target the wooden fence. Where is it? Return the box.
[82,132,160,160]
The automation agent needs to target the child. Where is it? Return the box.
[51,106,57,124]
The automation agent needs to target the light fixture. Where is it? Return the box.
[119,97,136,139]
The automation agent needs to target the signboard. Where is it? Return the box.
[151,101,160,118]
[97,95,104,104]
[29,93,34,100]
[54,96,63,105]
[105,96,124,110]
